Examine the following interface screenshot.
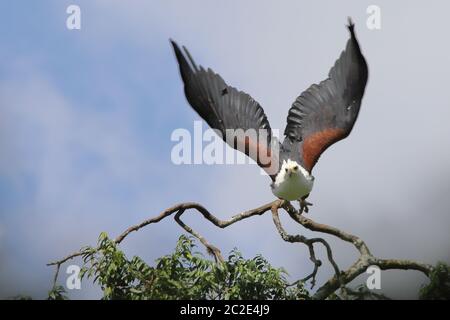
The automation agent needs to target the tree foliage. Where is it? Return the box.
[44,232,450,300]
[58,233,310,300]
[419,262,450,300]
[44,233,450,300]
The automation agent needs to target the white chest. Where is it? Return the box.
[271,161,314,201]
[272,174,313,201]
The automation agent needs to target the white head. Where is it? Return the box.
[272,159,314,200]
[280,159,311,180]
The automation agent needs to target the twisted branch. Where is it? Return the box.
[47,199,434,299]
[278,202,432,299]
[270,202,339,288]
[47,201,276,287]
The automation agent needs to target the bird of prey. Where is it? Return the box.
[171,19,368,212]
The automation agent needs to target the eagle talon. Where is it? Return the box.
[299,198,313,214]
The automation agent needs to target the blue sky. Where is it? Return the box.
[1,1,450,299]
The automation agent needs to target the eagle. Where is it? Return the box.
[171,19,368,212]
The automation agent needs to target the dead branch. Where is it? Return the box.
[278,202,432,299]
[47,199,434,299]
[47,201,276,287]
[270,202,340,288]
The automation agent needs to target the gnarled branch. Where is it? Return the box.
[47,199,434,299]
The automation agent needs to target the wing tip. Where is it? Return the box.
[169,39,200,74]
[170,38,184,59]
[347,17,356,37]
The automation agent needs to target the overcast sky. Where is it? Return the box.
[1,0,449,299]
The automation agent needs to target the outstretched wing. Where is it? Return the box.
[283,19,368,173]
[171,40,279,178]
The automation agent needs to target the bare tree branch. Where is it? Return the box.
[277,202,433,299]
[174,209,224,263]
[271,202,340,288]
[47,199,435,299]
[47,201,276,285]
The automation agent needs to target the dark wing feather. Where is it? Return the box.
[171,40,279,179]
[283,19,368,172]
